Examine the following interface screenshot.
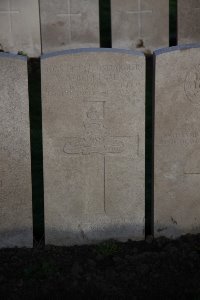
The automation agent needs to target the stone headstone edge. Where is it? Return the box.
[154,43,200,56]
[0,52,27,61]
[41,47,145,59]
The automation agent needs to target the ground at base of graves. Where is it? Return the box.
[0,234,200,299]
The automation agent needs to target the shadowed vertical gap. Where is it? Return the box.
[28,58,45,247]
[169,0,178,46]
[145,54,154,237]
[99,0,112,47]
[38,0,43,54]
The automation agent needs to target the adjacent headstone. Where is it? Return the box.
[0,0,41,57]
[42,49,145,245]
[0,53,32,247]
[40,0,99,53]
[178,0,200,44]
[111,0,169,52]
[154,45,200,238]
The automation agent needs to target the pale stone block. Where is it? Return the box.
[178,0,200,44]
[0,0,41,57]
[40,0,99,53]
[111,0,169,52]
[0,53,32,248]
[41,49,145,245]
[154,45,200,238]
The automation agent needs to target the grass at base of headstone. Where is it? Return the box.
[94,240,121,257]
[23,260,59,280]
[0,234,200,299]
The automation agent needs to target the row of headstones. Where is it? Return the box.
[1,44,200,248]
[0,0,200,56]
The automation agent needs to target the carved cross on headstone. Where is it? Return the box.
[0,0,19,34]
[63,101,136,214]
[125,0,152,38]
[57,0,82,43]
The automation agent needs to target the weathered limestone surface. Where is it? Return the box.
[111,0,169,52]
[42,49,145,245]
[154,45,200,238]
[0,53,32,248]
[40,0,99,53]
[0,0,41,57]
[178,0,200,44]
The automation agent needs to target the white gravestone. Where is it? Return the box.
[40,0,99,53]
[0,53,32,248]
[178,0,200,44]
[0,0,41,57]
[111,0,169,52]
[154,45,200,238]
[41,49,145,245]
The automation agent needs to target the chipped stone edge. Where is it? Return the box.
[41,48,145,59]
[154,43,200,56]
[0,52,27,61]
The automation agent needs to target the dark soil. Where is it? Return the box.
[0,234,200,299]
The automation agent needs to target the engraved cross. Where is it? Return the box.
[0,0,19,34]
[57,0,82,43]
[63,101,137,214]
[125,0,152,38]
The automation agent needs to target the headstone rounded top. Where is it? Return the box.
[0,52,27,61]
[41,47,145,60]
[154,44,200,56]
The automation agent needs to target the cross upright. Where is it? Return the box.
[63,101,136,214]
[57,0,82,43]
[0,0,19,34]
[125,0,152,38]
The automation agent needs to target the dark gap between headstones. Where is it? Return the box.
[169,0,177,46]
[145,54,154,237]
[99,0,112,48]
[28,58,45,246]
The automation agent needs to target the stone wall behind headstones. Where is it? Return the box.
[0,0,41,56]
[0,53,32,248]
[41,49,145,245]
[154,45,200,238]
[111,0,169,51]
